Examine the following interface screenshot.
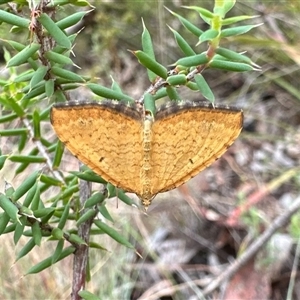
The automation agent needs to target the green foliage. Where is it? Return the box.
[290,213,300,239]
[78,290,101,300]
[0,0,259,298]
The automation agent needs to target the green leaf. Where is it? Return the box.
[25,246,75,275]
[0,9,30,28]
[1,46,10,63]
[194,74,215,103]
[38,13,72,49]
[44,50,73,66]
[71,0,91,7]
[183,6,214,19]
[87,84,134,102]
[110,77,123,93]
[40,135,56,146]
[85,257,91,281]
[56,11,90,30]
[166,74,187,86]
[19,206,34,218]
[23,183,37,207]
[222,15,260,26]
[39,175,62,186]
[0,155,8,170]
[52,89,67,103]
[216,47,252,64]
[27,57,39,70]
[142,19,155,59]
[71,170,106,184]
[209,59,254,72]
[5,183,14,197]
[1,39,25,52]
[84,192,106,209]
[30,66,48,90]
[51,66,85,82]
[0,113,18,124]
[3,222,17,234]
[18,133,27,152]
[76,209,97,226]
[78,290,101,300]
[132,50,168,79]
[165,7,203,37]
[14,70,35,83]
[69,233,87,245]
[15,238,36,261]
[144,93,156,117]
[16,148,39,174]
[0,212,10,235]
[56,82,80,90]
[182,6,212,25]
[60,185,79,200]
[2,98,25,117]
[153,89,167,101]
[94,220,134,248]
[52,140,64,169]
[168,26,196,56]
[0,128,27,136]
[89,241,107,251]
[51,227,64,240]
[49,0,71,6]
[32,110,41,139]
[7,44,40,67]
[99,205,113,222]
[142,19,156,82]
[45,79,55,97]
[106,183,116,198]
[33,207,55,218]
[9,155,46,163]
[176,53,209,68]
[32,221,42,246]
[214,0,235,17]
[0,194,18,221]
[14,215,26,245]
[199,29,219,43]
[51,239,64,264]
[30,185,40,211]
[23,229,51,237]
[58,202,70,229]
[221,23,262,38]
[22,84,46,100]
[166,86,181,101]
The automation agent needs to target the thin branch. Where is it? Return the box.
[202,191,300,296]
[71,169,93,300]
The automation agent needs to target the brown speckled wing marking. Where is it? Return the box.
[50,101,144,194]
[150,103,243,196]
[50,100,243,208]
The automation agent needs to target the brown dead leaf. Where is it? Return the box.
[223,259,271,300]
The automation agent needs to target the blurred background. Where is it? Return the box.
[0,0,300,299]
